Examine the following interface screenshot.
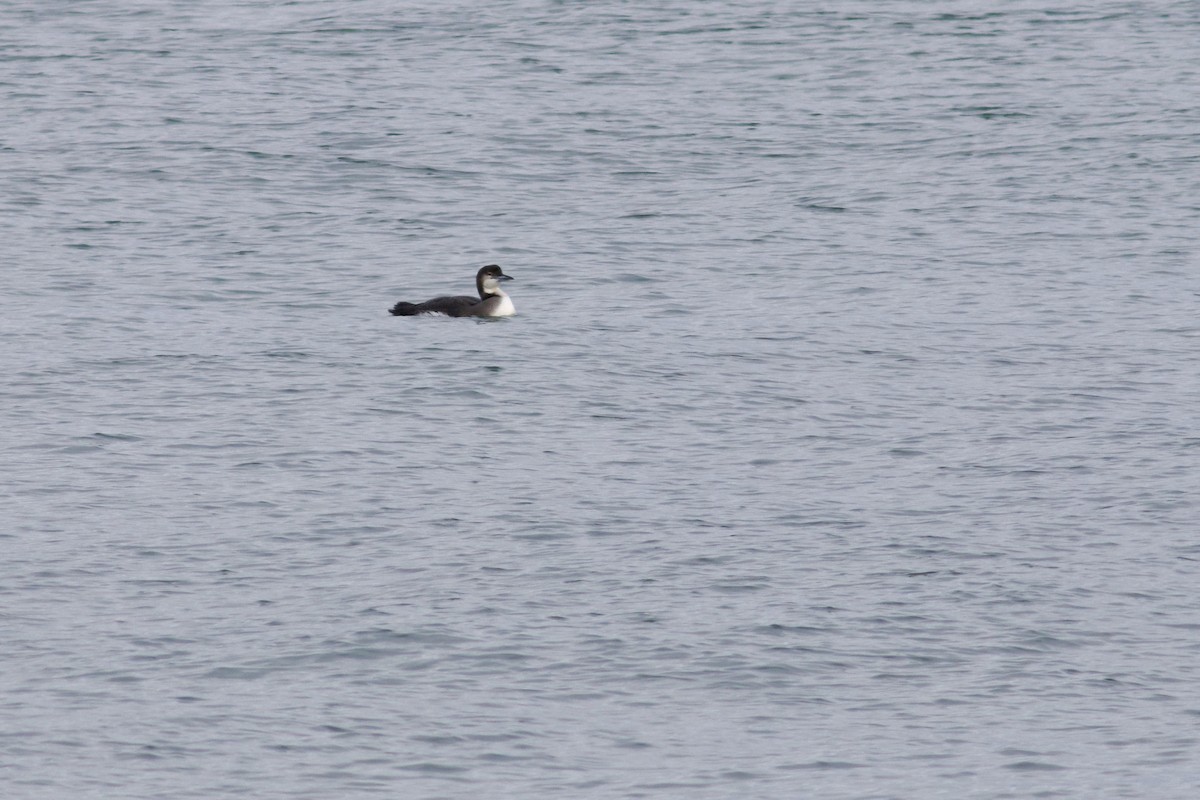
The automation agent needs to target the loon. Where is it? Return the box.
[388,265,515,318]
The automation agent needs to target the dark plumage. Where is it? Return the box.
[389,265,515,318]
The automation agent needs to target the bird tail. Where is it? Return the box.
[389,302,420,316]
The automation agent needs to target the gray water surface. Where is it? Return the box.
[3,2,1200,798]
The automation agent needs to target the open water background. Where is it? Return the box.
[3,1,1200,797]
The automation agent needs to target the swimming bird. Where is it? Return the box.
[388,265,515,318]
